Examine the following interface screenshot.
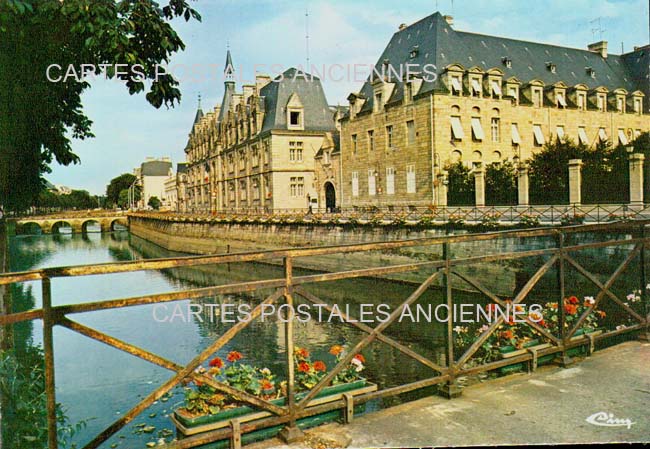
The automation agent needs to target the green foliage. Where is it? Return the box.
[446,162,475,206]
[106,173,139,207]
[35,189,100,212]
[529,138,587,205]
[0,0,201,211]
[485,161,517,206]
[147,196,161,210]
[0,346,90,448]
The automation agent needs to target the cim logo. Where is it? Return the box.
[586,412,635,429]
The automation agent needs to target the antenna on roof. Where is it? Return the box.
[305,4,311,70]
[590,17,606,41]
[451,0,454,16]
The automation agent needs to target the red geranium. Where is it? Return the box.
[227,351,243,362]
[261,379,274,391]
[564,304,578,315]
[209,357,223,368]
[353,354,365,363]
[313,360,327,372]
[568,296,579,305]
[295,347,310,359]
[501,330,514,340]
[298,361,310,373]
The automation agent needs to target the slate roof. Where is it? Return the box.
[259,68,335,133]
[192,107,204,126]
[355,12,649,114]
[141,160,172,177]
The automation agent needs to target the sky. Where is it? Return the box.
[47,0,650,195]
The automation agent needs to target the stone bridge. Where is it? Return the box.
[12,212,129,234]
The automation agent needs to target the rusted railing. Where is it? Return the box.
[1,220,649,449]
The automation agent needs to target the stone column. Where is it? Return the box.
[629,153,645,206]
[474,164,485,207]
[568,159,583,205]
[517,165,529,207]
[437,171,448,207]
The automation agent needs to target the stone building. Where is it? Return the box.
[183,51,337,213]
[163,162,188,212]
[136,157,173,209]
[340,12,650,208]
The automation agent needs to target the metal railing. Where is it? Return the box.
[172,204,650,225]
[0,220,649,449]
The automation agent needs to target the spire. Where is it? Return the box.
[193,93,204,125]
[219,48,236,122]
[224,47,235,83]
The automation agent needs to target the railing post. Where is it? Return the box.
[278,256,304,443]
[42,276,59,449]
[439,242,461,399]
[639,225,650,341]
[554,232,573,367]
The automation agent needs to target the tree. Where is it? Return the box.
[485,161,517,206]
[106,173,139,207]
[117,189,130,209]
[446,162,475,206]
[148,196,161,210]
[529,139,587,205]
[0,0,201,212]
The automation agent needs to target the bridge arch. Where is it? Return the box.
[51,221,73,234]
[111,218,128,231]
[81,219,101,233]
[20,222,43,235]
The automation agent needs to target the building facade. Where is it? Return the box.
[136,157,173,209]
[183,51,337,213]
[162,162,188,212]
[340,13,650,208]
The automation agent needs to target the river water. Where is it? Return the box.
[5,227,643,448]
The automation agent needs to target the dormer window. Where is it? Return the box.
[450,75,462,95]
[532,88,543,108]
[286,93,304,130]
[502,57,512,68]
[490,79,502,97]
[597,94,606,112]
[556,91,567,108]
[470,77,482,97]
[616,96,625,113]
[586,67,596,78]
[546,62,557,73]
[409,46,419,59]
[577,92,586,111]
[374,92,383,112]
[634,97,643,114]
[405,82,413,103]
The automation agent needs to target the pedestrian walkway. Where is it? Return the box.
[254,341,650,448]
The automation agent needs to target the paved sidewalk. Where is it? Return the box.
[253,341,650,448]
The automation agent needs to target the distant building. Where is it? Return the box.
[340,12,650,208]
[163,163,188,212]
[136,157,173,208]
[183,50,338,213]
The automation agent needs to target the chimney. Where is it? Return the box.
[255,74,272,92]
[444,15,454,26]
[242,84,254,102]
[588,41,608,58]
[398,23,407,31]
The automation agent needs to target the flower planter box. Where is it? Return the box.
[498,339,553,375]
[171,379,377,449]
[497,329,604,374]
